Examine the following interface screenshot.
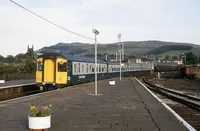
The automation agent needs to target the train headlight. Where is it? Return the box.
[40,86,43,91]
[68,76,71,81]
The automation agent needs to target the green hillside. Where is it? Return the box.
[36,40,200,58]
[157,48,200,59]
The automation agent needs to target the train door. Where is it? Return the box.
[68,62,72,81]
[44,59,55,83]
[36,58,43,83]
[56,58,68,84]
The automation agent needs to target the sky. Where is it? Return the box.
[1,0,200,56]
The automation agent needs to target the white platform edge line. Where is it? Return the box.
[135,77,196,131]
[0,83,36,89]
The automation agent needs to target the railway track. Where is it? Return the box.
[142,79,200,112]
[142,78,200,131]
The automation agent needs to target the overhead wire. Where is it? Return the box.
[9,0,111,59]
[9,0,94,40]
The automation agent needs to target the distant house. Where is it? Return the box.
[128,58,141,63]
[141,58,154,64]
[162,58,183,65]
[173,59,183,65]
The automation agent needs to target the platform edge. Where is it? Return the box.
[135,77,196,131]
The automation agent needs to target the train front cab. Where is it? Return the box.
[36,56,68,91]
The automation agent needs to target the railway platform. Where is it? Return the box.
[0,79,35,88]
[0,77,193,131]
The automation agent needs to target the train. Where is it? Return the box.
[36,53,153,91]
[180,66,200,79]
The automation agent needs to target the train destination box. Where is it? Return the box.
[109,80,115,85]
[0,80,5,83]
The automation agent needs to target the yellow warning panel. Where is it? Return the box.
[44,59,55,83]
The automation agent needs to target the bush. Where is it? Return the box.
[29,105,52,117]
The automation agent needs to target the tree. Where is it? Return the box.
[155,56,160,61]
[198,56,200,64]
[6,55,15,63]
[109,54,115,60]
[185,52,198,65]
[24,56,36,73]
[172,56,178,61]
[97,53,103,58]
[15,53,26,63]
[0,55,4,62]
[164,55,170,61]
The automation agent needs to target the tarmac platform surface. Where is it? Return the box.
[0,77,190,131]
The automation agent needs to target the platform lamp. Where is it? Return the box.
[89,29,102,96]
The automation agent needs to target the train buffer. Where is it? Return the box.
[0,77,193,131]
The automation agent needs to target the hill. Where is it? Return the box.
[148,45,193,55]
[36,40,200,57]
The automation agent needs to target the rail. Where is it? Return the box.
[142,78,200,112]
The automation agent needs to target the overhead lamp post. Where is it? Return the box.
[89,29,102,96]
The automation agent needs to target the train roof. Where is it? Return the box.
[154,62,178,66]
[107,60,120,65]
[37,53,107,64]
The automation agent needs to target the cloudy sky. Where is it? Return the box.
[1,0,200,56]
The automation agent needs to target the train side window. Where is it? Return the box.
[99,66,101,72]
[86,64,88,73]
[90,65,92,72]
[92,67,94,72]
[37,61,42,71]
[82,64,84,73]
[78,63,80,73]
[74,64,76,73]
[58,62,67,72]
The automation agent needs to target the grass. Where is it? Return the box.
[157,48,200,59]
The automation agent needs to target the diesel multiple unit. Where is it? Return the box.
[36,53,153,91]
